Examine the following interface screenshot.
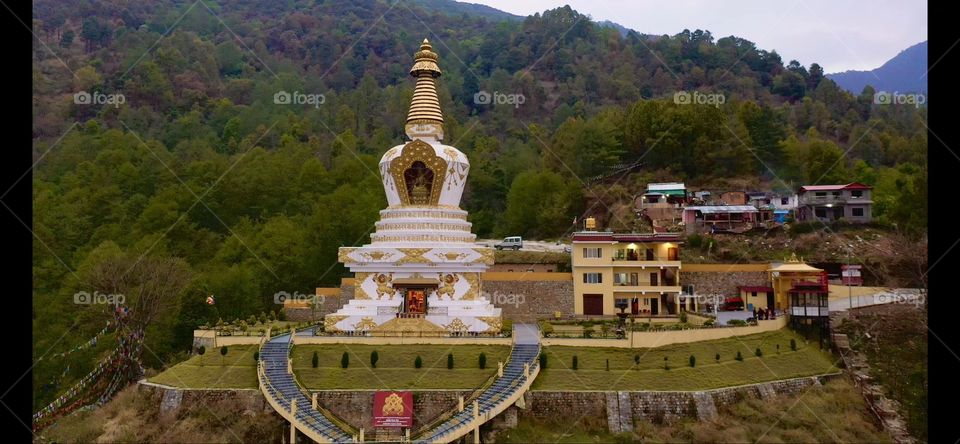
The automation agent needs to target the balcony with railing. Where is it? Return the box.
[611,254,680,268]
[789,305,830,317]
[612,278,681,293]
[799,193,870,206]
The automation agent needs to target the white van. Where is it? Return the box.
[494,236,523,250]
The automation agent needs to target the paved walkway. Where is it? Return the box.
[513,323,541,344]
[715,311,755,325]
[829,288,924,312]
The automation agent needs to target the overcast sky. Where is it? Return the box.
[467,0,927,73]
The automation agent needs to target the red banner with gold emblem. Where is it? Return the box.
[373,391,413,427]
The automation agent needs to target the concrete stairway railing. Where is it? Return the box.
[258,333,355,443]
[413,342,541,443]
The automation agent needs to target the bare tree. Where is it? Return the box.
[84,254,191,331]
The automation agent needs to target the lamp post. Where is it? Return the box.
[849,277,852,310]
[615,300,628,341]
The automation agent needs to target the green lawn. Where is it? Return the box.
[533,329,840,391]
[149,345,258,389]
[145,330,836,392]
[292,345,510,390]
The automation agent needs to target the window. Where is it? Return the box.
[614,273,638,286]
[583,248,602,258]
[751,291,758,298]
[815,192,826,197]
[852,208,864,217]
[815,208,827,218]
[851,190,863,198]
[781,198,789,205]
[583,273,602,284]
[832,191,841,197]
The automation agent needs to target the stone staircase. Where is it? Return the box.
[832,332,916,444]
[258,333,354,443]
[413,325,542,443]
[604,392,634,433]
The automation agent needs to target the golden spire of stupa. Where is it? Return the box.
[406,39,444,133]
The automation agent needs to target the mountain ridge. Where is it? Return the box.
[827,41,927,94]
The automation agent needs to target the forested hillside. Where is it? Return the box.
[31,0,926,409]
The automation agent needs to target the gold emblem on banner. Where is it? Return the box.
[382,393,405,416]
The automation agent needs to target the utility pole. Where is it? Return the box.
[848,279,852,310]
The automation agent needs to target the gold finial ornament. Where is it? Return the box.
[409,39,442,77]
[406,38,444,140]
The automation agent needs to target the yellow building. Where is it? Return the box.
[768,254,827,310]
[736,286,775,311]
[571,230,688,316]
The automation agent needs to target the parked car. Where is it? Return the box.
[722,296,744,311]
[494,236,523,250]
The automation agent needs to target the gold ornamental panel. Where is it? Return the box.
[462,272,480,300]
[353,272,371,300]
[472,248,495,265]
[353,317,379,332]
[338,247,357,264]
[477,316,502,333]
[435,251,468,261]
[380,209,467,220]
[442,147,469,190]
[396,248,434,264]
[444,318,469,333]
[388,140,448,206]
[324,315,348,332]
[359,250,395,261]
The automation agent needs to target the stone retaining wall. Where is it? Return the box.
[524,374,838,427]
[137,381,270,416]
[481,280,574,322]
[284,289,349,321]
[683,271,769,297]
[139,374,838,435]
